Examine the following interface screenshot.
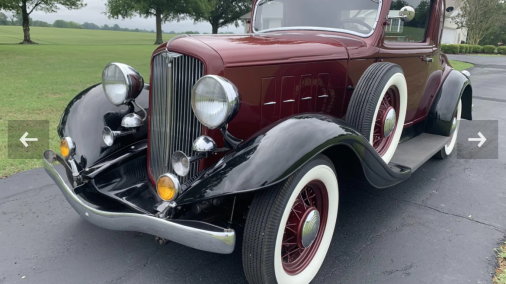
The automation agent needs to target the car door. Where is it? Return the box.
[379,0,436,126]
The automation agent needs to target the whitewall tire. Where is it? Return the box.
[435,99,462,159]
[243,155,338,284]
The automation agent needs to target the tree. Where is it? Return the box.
[452,0,503,45]
[189,0,252,34]
[53,19,68,28]
[105,0,196,44]
[32,20,51,27]
[0,12,9,25]
[0,0,85,44]
[412,0,429,28]
[391,0,410,10]
[82,22,101,30]
[480,2,506,46]
[6,13,23,25]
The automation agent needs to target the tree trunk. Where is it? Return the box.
[20,1,36,44]
[212,23,219,34]
[154,11,163,45]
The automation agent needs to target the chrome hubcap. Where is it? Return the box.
[383,107,397,138]
[300,209,320,248]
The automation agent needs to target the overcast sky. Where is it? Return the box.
[24,0,246,34]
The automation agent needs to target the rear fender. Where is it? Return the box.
[425,70,472,136]
[176,114,411,205]
[58,84,150,170]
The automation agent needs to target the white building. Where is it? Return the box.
[441,0,468,44]
[240,13,252,33]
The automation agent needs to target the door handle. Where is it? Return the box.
[421,56,433,63]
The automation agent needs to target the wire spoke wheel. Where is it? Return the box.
[372,87,400,156]
[281,181,328,274]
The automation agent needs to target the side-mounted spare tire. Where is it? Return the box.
[346,63,407,163]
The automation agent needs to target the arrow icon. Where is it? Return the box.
[468,132,487,147]
[20,132,38,147]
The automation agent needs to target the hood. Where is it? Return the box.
[189,33,353,67]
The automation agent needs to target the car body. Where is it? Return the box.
[44,0,472,283]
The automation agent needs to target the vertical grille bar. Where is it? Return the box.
[150,52,204,184]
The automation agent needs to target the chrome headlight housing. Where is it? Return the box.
[191,75,240,129]
[102,63,144,106]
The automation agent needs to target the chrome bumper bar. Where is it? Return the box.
[43,150,235,254]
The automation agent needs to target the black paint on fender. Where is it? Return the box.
[176,114,412,205]
[425,70,472,136]
[58,84,150,170]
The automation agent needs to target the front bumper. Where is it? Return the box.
[43,150,235,254]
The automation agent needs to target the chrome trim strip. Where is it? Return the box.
[43,150,235,254]
[165,34,189,49]
[301,97,312,100]
[283,99,295,103]
[264,102,276,105]
[251,0,383,38]
[318,95,329,98]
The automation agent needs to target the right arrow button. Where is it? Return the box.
[468,132,487,148]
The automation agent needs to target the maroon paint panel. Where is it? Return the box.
[261,77,279,128]
[281,76,296,118]
[316,73,330,112]
[299,74,313,113]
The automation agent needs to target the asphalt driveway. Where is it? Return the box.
[1,55,505,284]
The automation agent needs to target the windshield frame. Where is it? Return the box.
[251,0,383,38]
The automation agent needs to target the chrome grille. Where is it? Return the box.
[149,52,204,183]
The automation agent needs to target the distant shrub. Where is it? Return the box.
[441,44,450,53]
[32,20,52,27]
[459,44,469,53]
[498,46,506,55]
[483,45,497,53]
[471,45,482,53]
[447,44,460,54]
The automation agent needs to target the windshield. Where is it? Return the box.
[253,0,381,36]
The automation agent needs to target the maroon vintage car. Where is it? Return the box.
[44,0,472,283]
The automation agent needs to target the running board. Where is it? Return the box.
[389,133,450,172]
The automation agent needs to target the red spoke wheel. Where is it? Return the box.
[281,181,328,274]
[372,87,400,156]
[243,155,339,284]
[346,63,407,163]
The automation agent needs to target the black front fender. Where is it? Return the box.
[177,114,411,205]
[58,84,150,170]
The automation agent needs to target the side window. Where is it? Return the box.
[385,0,432,42]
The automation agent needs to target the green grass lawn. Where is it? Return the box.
[449,60,474,71]
[0,26,173,177]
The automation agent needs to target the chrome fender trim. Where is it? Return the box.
[43,150,235,254]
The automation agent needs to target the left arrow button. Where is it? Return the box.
[20,132,39,147]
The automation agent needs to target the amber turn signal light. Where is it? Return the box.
[157,174,180,201]
[60,137,75,158]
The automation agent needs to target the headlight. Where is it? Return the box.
[102,63,144,106]
[191,75,240,129]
